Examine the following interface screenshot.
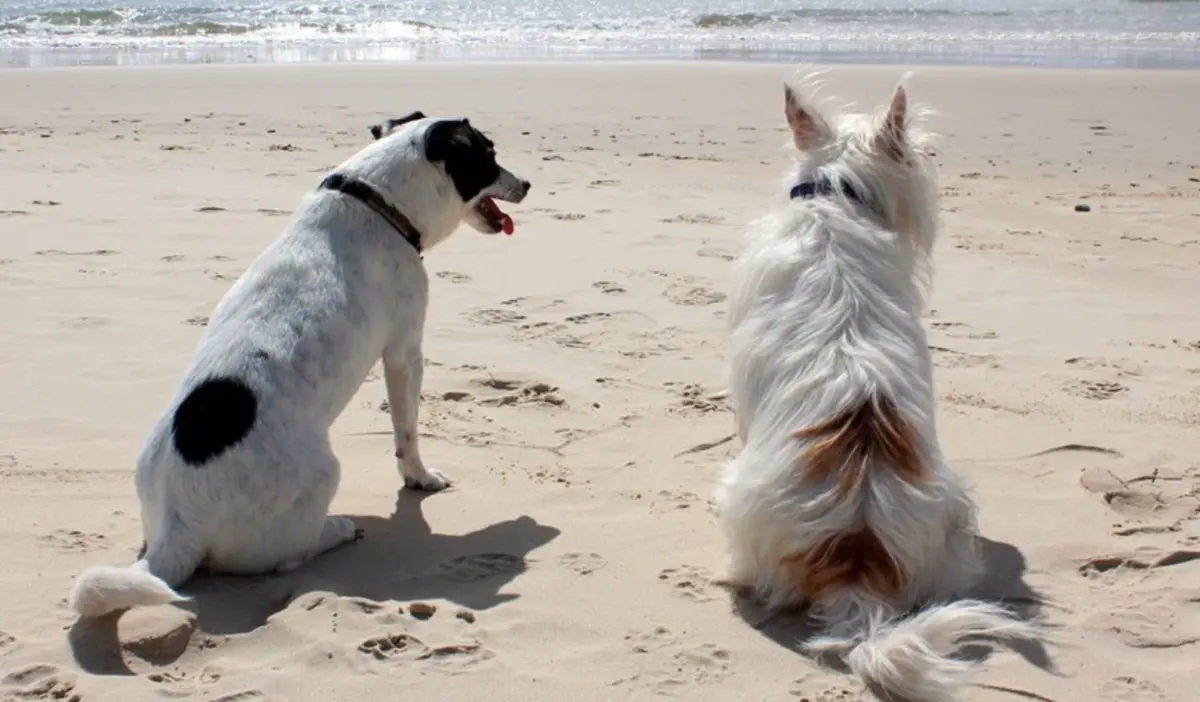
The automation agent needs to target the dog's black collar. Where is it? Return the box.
[790,176,869,208]
[319,172,422,254]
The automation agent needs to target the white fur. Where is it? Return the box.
[70,116,529,618]
[716,74,1035,701]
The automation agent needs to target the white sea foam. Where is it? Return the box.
[1,0,1198,68]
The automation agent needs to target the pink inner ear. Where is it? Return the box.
[887,87,908,135]
[785,87,818,150]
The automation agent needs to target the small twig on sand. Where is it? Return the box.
[957,442,1122,463]
[973,683,1057,702]
[675,433,736,458]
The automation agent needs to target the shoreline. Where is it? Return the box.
[5,55,1200,76]
[4,41,1200,71]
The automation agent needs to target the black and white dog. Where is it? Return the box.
[70,113,530,617]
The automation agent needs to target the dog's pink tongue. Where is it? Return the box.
[501,213,514,236]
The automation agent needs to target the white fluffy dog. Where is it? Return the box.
[715,76,1034,701]
[70,112,530,618]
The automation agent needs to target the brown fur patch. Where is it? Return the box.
[791,395,926,495]
[781,528,904,601]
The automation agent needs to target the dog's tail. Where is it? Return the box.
[70,534,201,617]
[805,600,1035,702]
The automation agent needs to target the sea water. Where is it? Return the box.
[2,0,1198,68]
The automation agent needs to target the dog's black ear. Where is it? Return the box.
[388,110,427,130]
[424,119,472,163]
[369,111,427,141]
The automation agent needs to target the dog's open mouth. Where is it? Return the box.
[476,196,514,236]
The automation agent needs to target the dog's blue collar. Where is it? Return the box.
[790,176,868,208]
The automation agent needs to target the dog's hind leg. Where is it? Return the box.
[935,486,986,600]
[275,516,362,573]
[383,344,450,492]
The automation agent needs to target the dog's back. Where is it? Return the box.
[718,75,1034,702]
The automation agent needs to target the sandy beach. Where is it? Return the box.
[1,62,1198,702]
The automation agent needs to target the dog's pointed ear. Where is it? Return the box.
[369,123,384,140]
[784,83,827,152]
[877,84,909,159]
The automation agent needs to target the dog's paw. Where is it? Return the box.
[311,516,360,554]
[403,468,452,492]
[353,528,366,542]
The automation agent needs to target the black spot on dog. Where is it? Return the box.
[423,118,501,203]
[172,377,257,467]
[369,111,427,140]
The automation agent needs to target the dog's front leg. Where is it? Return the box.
[383,348,451,491]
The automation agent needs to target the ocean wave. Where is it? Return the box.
[693,8,1011,29]
[0,12,438,38]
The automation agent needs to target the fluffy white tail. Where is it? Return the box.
[806,600,1036,702]
[70,560,188,617]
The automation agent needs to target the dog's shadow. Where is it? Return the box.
[69,488,560,675]
[732,537,1056,677]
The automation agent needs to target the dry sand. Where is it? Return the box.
[1,62,1198,702]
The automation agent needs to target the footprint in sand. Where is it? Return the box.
[928,345,997,369]
[435,271,473,284]
[465,308,526,326]
[929,320,998,340]
[358,632,493,670]
[1099,676,1171,702]
[511,320,568,342]
[1064,379,1128,400]
[564,312,612,325]
[35,248,118,257]
[664,382,729,415]
[558,552,607,575]
[1086,464,1200,536]
[0,630,16,655]
[39,529,107,553]
[357,633,423,662]
[657,565,718,603]
[613,627,732,693]
[471,377,567,408]
[1064,356,1142,378]
[1089,593,1200,651]
[592,281,626,295]
[942,391,1031,416]
[663,281,725,307]
[696,246,735,262]
[477,382,566,409]
[1078,548,1200,586]
[787,674,862,701]
[628,643,733,692]
[438,553,527,582]
[1,664,79,702]
[661,213,724,225]
[650,489,702,512]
